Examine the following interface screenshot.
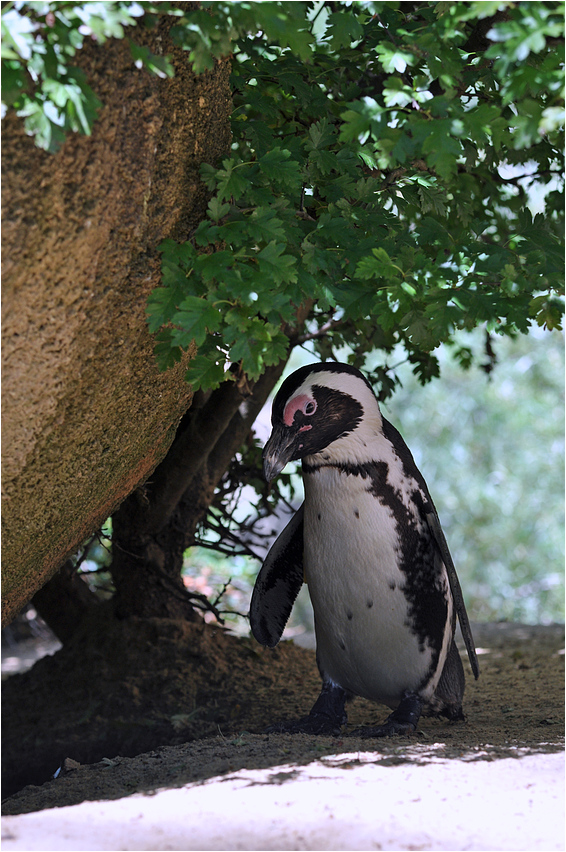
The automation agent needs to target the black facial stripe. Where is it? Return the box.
[289,385,364,458]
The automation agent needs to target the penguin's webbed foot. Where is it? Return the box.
[266,680,348,736]
[351,692,422,739]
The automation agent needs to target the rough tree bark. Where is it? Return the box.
[1,9,233,627]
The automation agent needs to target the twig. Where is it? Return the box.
[296,317,343,344]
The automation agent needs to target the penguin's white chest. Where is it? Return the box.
[303,466,435,706]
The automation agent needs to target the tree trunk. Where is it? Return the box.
[1,9,232,626]
[31,561,100,644]
[110,360,291,620]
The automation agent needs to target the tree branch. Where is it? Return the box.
[295,317,344,344]
[143,379,247,534]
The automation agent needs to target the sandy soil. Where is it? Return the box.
[1,610,563,822]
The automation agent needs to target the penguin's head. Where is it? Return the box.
[263,362,382,481]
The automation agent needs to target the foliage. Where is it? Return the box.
[3,2,564,392]
[146,0,565,392]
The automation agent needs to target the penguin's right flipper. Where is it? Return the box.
[425,508,480,680]
[250,504,304,648]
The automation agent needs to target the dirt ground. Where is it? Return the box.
[1,607,564,818]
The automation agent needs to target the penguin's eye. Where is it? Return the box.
[283,394,317,427]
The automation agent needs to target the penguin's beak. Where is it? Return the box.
[263,424,298,482]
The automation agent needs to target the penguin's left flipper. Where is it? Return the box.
[250,504,305,648]
[266,680,348,736]
[351,693,423,738]
[425,507,480,681]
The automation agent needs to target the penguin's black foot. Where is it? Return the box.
[266,680,348,736]
[351,692,423,739]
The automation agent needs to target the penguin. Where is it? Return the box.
[250,361,479,737]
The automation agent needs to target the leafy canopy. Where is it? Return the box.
[3,1,564,395]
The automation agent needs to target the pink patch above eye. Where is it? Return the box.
[283,394,316,426]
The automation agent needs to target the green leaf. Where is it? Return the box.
[159,239,197,268]
[259,148,302,187]
[147,283,185,333]
[417,182,448,217]
[172,296,222,347]
[247,207,286,242]
[257,241,297,285]
[421,120,461,180]
[207,197,231,223]
[17,99,66,152]
[197,250,237,283]
[215,159,250,201]
[184,355,228,391]
[1,61,28,106]
[530,296,564,331]
[383,77,413,108]
[307,117,336,151]
[356,248,402,282]
[375,43,415,74]
[154,332,183,371]
[326,11,364,50]
[339,99,386,144]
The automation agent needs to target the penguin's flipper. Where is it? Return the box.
[425,508,480,680]
[250,504,304,648]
